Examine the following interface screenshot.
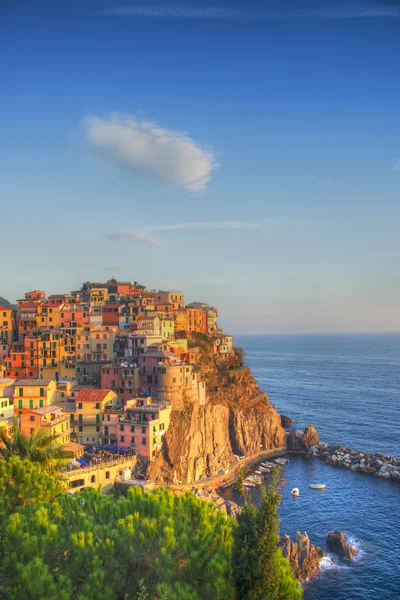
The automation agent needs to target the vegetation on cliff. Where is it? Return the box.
[0,458,301,600]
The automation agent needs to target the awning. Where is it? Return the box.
[76,458,88,466]
[64,441,85,457]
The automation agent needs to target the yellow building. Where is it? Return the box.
[89,287,108,305]
[36,303,62,329]
[20,405,71,445]
[75,326,117,362]
[74,388,118,446]
[26,330,76,381]
[13,379,57,412]
[173,310,188,333]
[0,377,15,420]
[0,305,15,347]
[160,318,175,340]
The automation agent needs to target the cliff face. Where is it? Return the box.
[148,340,284,483]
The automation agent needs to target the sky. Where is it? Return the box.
[1,0,400,333]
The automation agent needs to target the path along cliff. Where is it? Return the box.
[148,336,284,484]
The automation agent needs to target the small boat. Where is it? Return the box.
[244,482,256,488]
[291,487,300,497]
[275,458,288,465]
[309,484,326,490]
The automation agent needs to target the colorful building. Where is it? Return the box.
[13,379,57,413]
[74,388,118,446]
[117,397,171,460]
[19,405,71,445]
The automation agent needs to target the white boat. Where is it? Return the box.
[309,483,326,490]
[275,458,288,465]
[261,462,274,468]
[291,487,300,497]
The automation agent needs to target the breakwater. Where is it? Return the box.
[307,443,400,482]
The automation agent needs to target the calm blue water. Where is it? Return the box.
[227,334,400,600]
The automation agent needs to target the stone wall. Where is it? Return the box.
[62,456,136,491]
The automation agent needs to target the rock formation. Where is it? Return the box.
[326,531,357,560]
[301,424,319,448]
[148,337,284,483]
[286,424,319,452]
[280,415,293,428]
[281,532,325,580]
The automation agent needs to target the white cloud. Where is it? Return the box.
[392,159,400,171]
[83,113,217,192]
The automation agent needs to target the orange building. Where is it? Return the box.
[186,307,206,333]
[0,305,15,355]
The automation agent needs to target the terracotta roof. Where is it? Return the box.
[77,389,113,402]
[0,305,12,311]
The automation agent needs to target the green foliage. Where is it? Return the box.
[0,423,72,473]
[236,469,245,496]
[232,468,303,600]
[0,467,235,600]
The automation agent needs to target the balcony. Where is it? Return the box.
[41,415,70,427]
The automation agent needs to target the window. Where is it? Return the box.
[91,475,96,483]
[18,388,23,396]
[29,399,33,409]
[142,426,146,434]
[172,377,176,384]
[131,437,135,444]
[39,388,45,397]
[60,391,65,398]
[30,415,35,422]
[78,414,83,423]
[95,403,100,409]
[120,435,125,442]
[120,425,124,431]
[78,426,83,432]
[142,438,146,445]
[78,403,82,409]
[39,399,44,408]
[130,425,135,432]
[105,471,110,479]
[153,425,156,432]
[96,426,100,432]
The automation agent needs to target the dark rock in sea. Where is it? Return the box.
[281,531,326,580]
[286,429,303,452]
[301,424,320,448]
[280,414,293,427]
[326,530,357,560]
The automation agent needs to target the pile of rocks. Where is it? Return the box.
[308,444,400,482]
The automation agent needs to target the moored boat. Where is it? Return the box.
[309,483,326,490]
[291,487,300,497]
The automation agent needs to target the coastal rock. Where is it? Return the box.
[326,531,357,560]
[286,429,303,452]
[301,424,320,449]
[148,347,284,484]
[281,532,326,580]
[280,415,293,428]
[192,486,241,518]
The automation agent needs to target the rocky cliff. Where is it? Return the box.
[148,338,284,483]
[281,532,326,581]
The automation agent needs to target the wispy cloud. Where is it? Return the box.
[105,230,161,245]
[99,2,400,19]
[104,221,262,245]
[391,159,400,171]
[83,113,217,192]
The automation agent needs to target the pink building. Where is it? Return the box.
[100,363,140,404]
[116,397,171,460]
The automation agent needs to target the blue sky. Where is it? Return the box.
[1,0,400,333]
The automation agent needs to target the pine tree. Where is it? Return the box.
[232,468,303,600]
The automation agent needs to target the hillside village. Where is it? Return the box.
[0,279,234,465]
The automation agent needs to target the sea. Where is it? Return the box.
[223,333,400,600]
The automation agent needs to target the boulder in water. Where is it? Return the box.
[280,415,293,428]
[326,530,357,560]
